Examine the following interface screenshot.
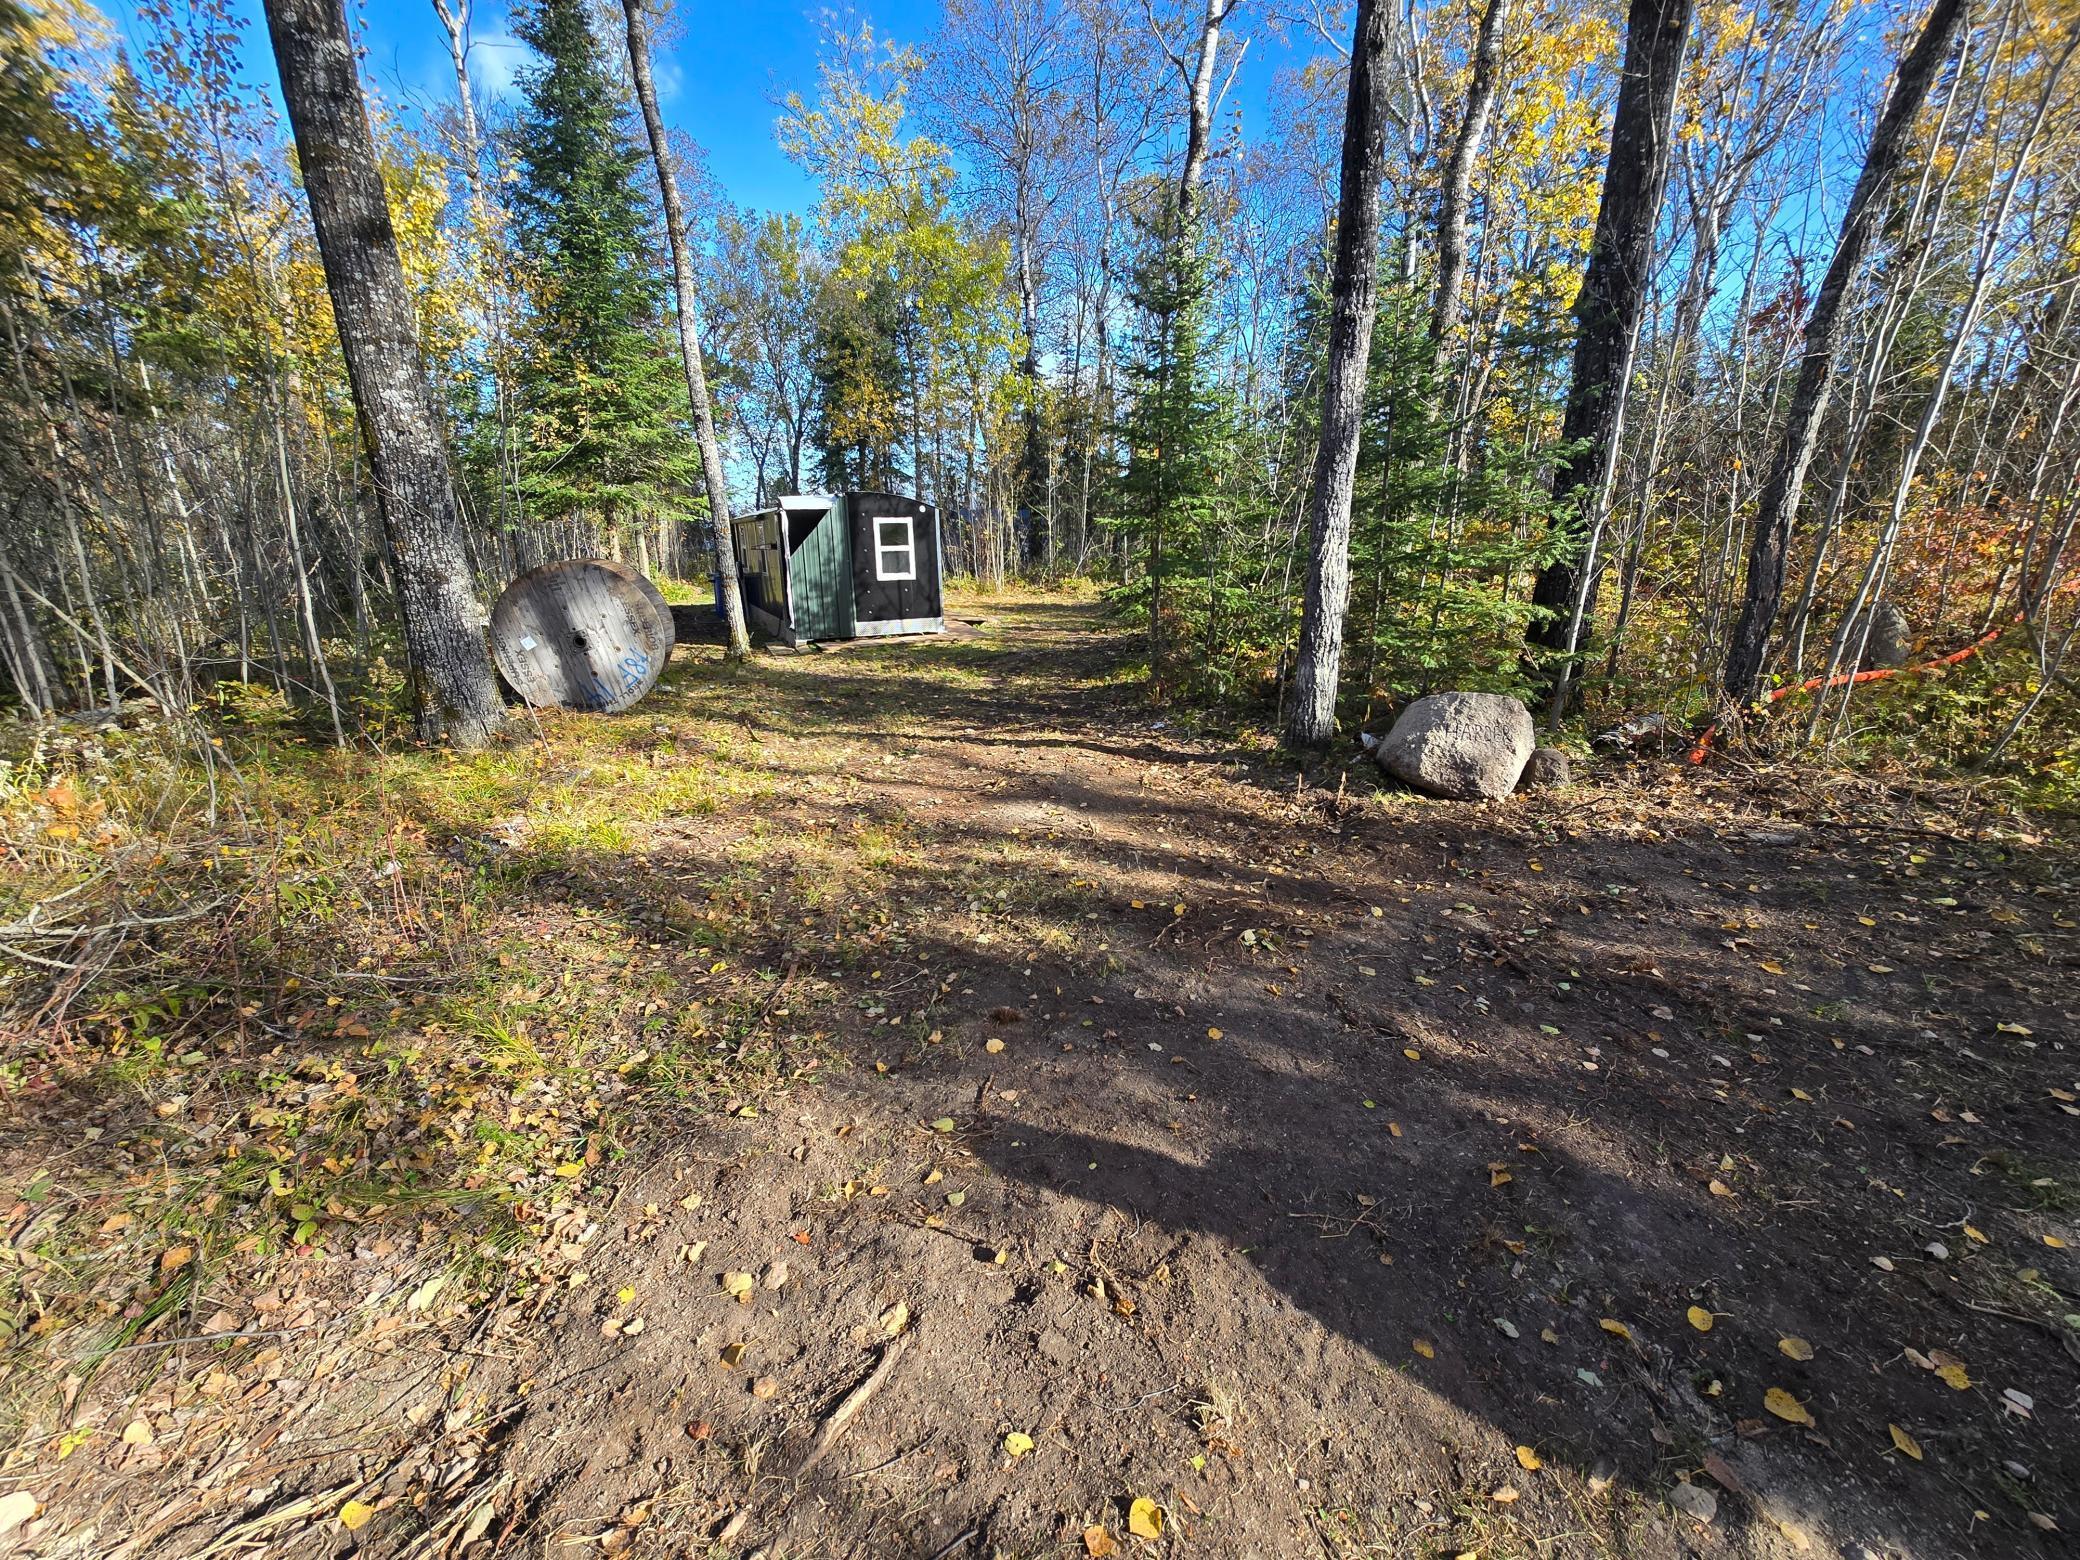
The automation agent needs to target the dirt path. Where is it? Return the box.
[12,595,2076,1558]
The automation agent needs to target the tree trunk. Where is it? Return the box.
[1430,0,1510,348]
[1815,21,2073,738]
[1717,0,1969,706]
[1525,0,1696,688]
[261,0,506,746]
[1283,0,1394,749]
[430,0,486,208]
[623,0,751,660]
[1177,0,1235,221]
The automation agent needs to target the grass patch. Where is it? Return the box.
[0,643,861,1439]
[0,585,1132,1451]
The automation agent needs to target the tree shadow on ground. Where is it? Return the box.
[444,735,2070,1556]
[12,595,2069,1559]
[648,597,2075,1553]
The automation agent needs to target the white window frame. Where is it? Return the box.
[874,516,917,582]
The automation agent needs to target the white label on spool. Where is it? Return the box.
[519,635,537,650]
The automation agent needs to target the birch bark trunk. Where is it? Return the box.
[1429,0,1510,348]
[623,0,752,659]
[1176,0,1235,220]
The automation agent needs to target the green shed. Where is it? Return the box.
[728,492,944,645]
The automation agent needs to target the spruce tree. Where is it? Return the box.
[807,274,907,493]
[1108,215,1234,696]
[509,0,695,537]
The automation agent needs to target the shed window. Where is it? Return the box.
[874,517,916,581]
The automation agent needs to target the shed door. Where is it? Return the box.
[785,503,851,640]
[850,492,940,624]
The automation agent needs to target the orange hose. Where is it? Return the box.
[1685,620,2010,765]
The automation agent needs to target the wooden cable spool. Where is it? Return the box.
[489,558,675,713]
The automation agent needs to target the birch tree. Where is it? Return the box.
[1429,0,1511,348]
[621,0,751,659]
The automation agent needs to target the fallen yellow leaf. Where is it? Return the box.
[1403,1048,1421,1061]
[1083,1525,1118,1558]
[1888,1424,1924,1461]
[1963,1225,1988,1245]
[1515,1444,1542,1470]
[339,1499,376,1531]
[1686,1305,1714,1332]
[1936,1362,1971,1390]
[1600,1318,1633,1341]
[2045,1235,2069,1249]
[1412,1337,1435,1359]
[1206,1027,1223,1040]
[1764,1387,1815,1427]
[1128,1497,1163,1539]
[1003,1431,1034,1459]
[1708,1179,1734,1197]
[1778,1336,1814,1362]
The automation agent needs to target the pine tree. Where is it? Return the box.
[508,0,695,538]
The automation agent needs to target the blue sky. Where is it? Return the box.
[149,0,938,215]
[359,0,952,214]
[104,0,1303,222]
[97,0,1892,315]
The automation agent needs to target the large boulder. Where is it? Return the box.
[1375,692,1535,801]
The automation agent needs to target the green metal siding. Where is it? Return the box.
[787,498,854,641]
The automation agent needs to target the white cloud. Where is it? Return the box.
[467,31,529,103]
